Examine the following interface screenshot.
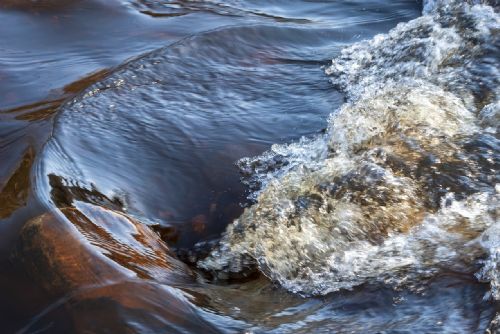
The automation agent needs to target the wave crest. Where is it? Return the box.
[199,0,500,304]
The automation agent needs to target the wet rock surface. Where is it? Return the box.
[15,209,217,333]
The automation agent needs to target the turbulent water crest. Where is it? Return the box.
[199,0,500,305]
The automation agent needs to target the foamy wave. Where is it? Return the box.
[327,0,499,108]
[199,0,500,308]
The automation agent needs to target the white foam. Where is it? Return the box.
[199,0,500,308]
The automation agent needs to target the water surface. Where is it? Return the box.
[1,1,498,333]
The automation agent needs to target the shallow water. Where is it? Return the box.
[0,0,498,333]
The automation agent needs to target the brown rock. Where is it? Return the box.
[17,204,193,295]
[15,206,213,333]
[16,211,122,296]
[0,146,33,219]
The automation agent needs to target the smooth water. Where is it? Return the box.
[0,0,498,333]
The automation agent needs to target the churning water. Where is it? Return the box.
[1,0,498,333]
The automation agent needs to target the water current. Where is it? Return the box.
[0,0,498,333]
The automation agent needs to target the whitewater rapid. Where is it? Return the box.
[198,0,500,316]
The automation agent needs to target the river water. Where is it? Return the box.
[0,0,498,333]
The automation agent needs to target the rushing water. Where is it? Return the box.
[0,0,498,333]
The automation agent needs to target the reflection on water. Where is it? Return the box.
[40,23,349,249]
[1,0,498,333]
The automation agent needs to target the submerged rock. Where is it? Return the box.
[17,212,121,295]
[17,204,193,293]
[15,207,219,333]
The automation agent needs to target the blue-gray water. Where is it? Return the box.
[0,1,498,333]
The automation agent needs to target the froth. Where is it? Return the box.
[327,0,499,109]
[199,0,499,306]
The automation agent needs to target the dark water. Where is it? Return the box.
[0,1,497,333]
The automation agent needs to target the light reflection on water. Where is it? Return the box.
[1,1,497,333]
